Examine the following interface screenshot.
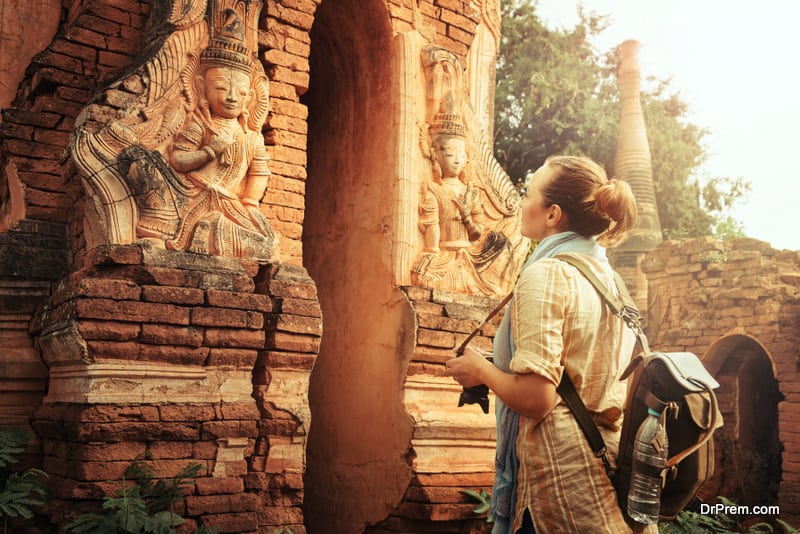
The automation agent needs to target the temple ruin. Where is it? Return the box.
[0,0,798,532]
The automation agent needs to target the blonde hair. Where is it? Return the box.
[542,155,638,246]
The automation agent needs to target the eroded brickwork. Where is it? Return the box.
[643,237,800,522]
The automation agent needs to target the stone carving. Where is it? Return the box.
[411,45,527,297]
[71,0,277,262]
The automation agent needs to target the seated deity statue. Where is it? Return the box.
[412,113,501,296]
[164,11,276,260]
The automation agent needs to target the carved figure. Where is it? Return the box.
[71,0,277,262]
[411,46,529,297]
[412,110,496,295]
[165,11,275,258]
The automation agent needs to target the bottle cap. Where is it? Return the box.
[647,408,661,417]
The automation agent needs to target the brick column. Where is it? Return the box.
[31,244,320,532]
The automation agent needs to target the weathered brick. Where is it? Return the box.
[148,441,194,459]
[271,314,322,336]
[195,476,245,496]
[140,324,204,347]
[266,332,320,353]
[206,348,258,367]
[75,299,190,325]
[77,278,141,300]
[199,512,258,532]
[417,328,455,348]
[159,404,216,422]
[206,289,271,312]
[78,320,141,341]
[277,297,320,317]
[266,279,317,299]
[142,285,205,305]
[204,328,265,349]
[192,308,264,329]
[201,420,258,440]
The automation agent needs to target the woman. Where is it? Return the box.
[445,155,641,533]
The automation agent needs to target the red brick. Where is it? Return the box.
[258,506,303,526]
[418,328,455,348]
[1,109,61,128]
[206,290,272,312]
[77,278,141,300]
[266,279,317,299]
[266,332,319,353]
[202,420,258,440]
[276,297,319,317]
[159,404,216,422]
[192,308,263,329]
[4,139,61,159]
[142,286,204,305]
[195,476,245,496]
[90,3,131,24]
[78,320,141,341]
[271,314,321,336]
[255,351,315,372]
[140,324,204,347]
[148,441,194,459]
[89,245,144,265]
[50,40,97,63]
[71,441,147,461]
[32,50,83,72]
[75,299,190,325]
[204,328,265,349]
[206,348,258,367]
[200,512,258,532]
[186,494,233,515]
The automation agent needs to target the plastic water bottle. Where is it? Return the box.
[627,408,668,524]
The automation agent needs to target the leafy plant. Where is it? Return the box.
[66,453,217,534]
[461,488,492,519]
[0,427,48,533]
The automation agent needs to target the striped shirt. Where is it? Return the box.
[508,253,649,533]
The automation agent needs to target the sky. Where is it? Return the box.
[532,0,800,251]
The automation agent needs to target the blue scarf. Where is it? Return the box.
[489,231,606,533]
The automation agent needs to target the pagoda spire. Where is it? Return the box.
[611,40,663,309]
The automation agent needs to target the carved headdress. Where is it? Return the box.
[428,92,466,139]
[200,9,251,73]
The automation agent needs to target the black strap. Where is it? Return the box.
[557,372,614,479]
[550,253,650,481]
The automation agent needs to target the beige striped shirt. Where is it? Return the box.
[509,253,642,533]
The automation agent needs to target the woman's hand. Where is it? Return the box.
[445,346,492,388]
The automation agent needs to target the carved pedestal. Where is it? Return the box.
[31,244,319,532]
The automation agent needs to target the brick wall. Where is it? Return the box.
[642,237,800,521]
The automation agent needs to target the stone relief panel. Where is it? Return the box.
[71,0,278,262]
[409,44,527,297]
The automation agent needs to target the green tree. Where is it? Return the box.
[494,0,749,240]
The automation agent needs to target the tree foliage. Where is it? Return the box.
[493,0,749,239]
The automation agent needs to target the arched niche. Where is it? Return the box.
[702,334,782,510]
[301,1,416,532]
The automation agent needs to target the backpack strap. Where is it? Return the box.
[555,254,651,355]
[556,372,614,479]
[549,253,648,482]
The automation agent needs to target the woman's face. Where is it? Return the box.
[203,67,251,119]
[520,163,559,240]
[435,137,467,178]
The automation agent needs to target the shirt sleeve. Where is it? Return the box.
[509,259,569,385]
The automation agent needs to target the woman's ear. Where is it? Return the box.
[547,204,566,228]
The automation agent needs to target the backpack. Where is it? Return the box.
[555,254,723,523]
